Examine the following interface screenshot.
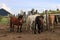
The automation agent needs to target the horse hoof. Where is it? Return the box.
[10,30,14,32]
[34,33,36,34]
[20,31,22,33]
[20,30,22,32]
[38,32,40,34]
[17,31,19,33]
[38,31,41,34]
[34,32,36,34]
[52,30,55,32]
[41,30,43,32]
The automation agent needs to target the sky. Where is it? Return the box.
[0,0,60,15]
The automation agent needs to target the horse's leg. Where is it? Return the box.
[20,25,22,32]
[10,22,12,32]
[26,24,27,31]
[27,24,30,31]
[37,24,41,34]
[34,23,36,34]
[40,24,43,32]
[17,25,19,32]
[17,25,22,33]
[12,24,14,32]
[51,23,55,32]
[10,24,14,32]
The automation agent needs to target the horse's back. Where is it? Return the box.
[26,14,40,27]
[10,16,18,24]
[27,14,40,22]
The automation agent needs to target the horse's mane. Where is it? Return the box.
[18,15,23,19]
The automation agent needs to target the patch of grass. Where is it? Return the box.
[0,17,9,25]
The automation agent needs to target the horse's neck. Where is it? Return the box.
[29,14,40,21]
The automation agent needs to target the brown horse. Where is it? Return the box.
[49,14,55,32]
[10,15,24,32]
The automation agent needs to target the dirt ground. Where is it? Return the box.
[0,24,60,40]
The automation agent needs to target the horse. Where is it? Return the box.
[49,14,55,32]
[10,15,24,32]
[26,14,40,31]
[34,15,44,34]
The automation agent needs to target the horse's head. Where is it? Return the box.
[18,15,25,23]
[39,16,44,25]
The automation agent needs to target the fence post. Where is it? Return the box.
[45,10,49,30]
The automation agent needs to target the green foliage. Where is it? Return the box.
[0,17,9,25]
[0,16,3,22]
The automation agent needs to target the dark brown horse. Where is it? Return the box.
[10,15,24,32]
[34,15,44,34]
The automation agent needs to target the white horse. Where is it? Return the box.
[26,14,40,31]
